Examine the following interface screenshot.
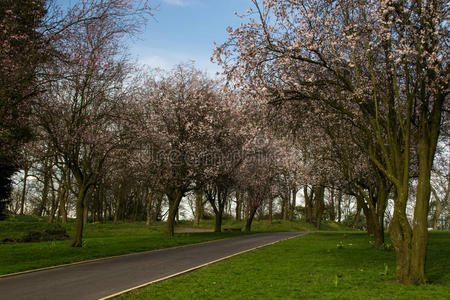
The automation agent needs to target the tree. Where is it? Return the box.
[215,0,448,284]
[140,65,221,236]
[197,90,247,232]
[37,0,150,246]
[0,0,47,218]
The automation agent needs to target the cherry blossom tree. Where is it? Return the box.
[139,65,222,236]
[197,91,248,232]
[36,0,151,247]
[0,0,47,218]
[215,0,448,284]
[238,132,283,232]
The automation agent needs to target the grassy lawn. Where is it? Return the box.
[0,216,251,275]
[1,215,348,275]
[182,218,352,232]
[116,231,450,300]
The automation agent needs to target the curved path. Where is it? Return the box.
[0,232,307,300]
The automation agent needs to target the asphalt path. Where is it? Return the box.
[0,231,307,300]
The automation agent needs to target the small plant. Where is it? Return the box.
[336,241,344,249]
[382,243,393,251]
[334,273,343,287]
[379,263,389,276]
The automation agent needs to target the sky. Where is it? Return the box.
[58,0,253,76]
[131,0,252,76]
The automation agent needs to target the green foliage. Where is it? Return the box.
[116,232,450,299]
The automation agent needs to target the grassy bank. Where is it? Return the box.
[179,218,353,232]
[117,231,450,299]
[0,215,353,276]
[0,216,248,275]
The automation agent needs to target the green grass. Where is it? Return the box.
[0,216,248,275]
[0,215,353,276]
[180,218,353,232]
[116,232,450,299]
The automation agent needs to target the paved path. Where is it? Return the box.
[0,232,307,300]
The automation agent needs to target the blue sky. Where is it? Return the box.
[132,0,252,76]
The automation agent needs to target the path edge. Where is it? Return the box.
[98,232,310,300]
[0,232,257,279]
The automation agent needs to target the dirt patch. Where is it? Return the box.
[175,227,214,233]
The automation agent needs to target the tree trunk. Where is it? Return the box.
[245,206,258,232]
[113,192,121,224]
[59,190,68,223]
[289,187,296,221]
[408,134,433,284]
[48,176,59,223]
[146,190,153,226]
[389,188,413,283]
[214,206,224,233]
[352,201,362,228]
[268,197,273,225]
[208,188,227,233]
[20,167,29,215]
[71,185,88,247]
[37,158,52,216]
[337,190,342,223]
[312,186,325,229]
[166,188,183,236]
[431,198,442,230]
[59,169,69,224]
[282,190,289,220]
[329,188,336,221]
[304,186,313,224]
[235,192,242,221]
[244,198,250,222]
[361,199,385,247]
[152,193,163,223]
[194,190,203,227]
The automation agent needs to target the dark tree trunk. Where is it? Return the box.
[304,186,313,224]
[312,186,325,229]
[268,197,273,225]
[71,185,89,247]
[152,192,163,223]
[146,190,153,226]
[166,188,183,237]
[214,207,223,233]
[353,201,362,228]
[59,169,69,224]
[235,192,242,221]
[37,158,52,216]
[113,192,121,224]
[329,188,336,221]
[245,206,258,232]
[289,187,296,221]
[337,190,342,223]
[20,167,29,215]
[48,176,59,223]
[282,190,289,220]
[194,189,203,227]
[208,187,227,233]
